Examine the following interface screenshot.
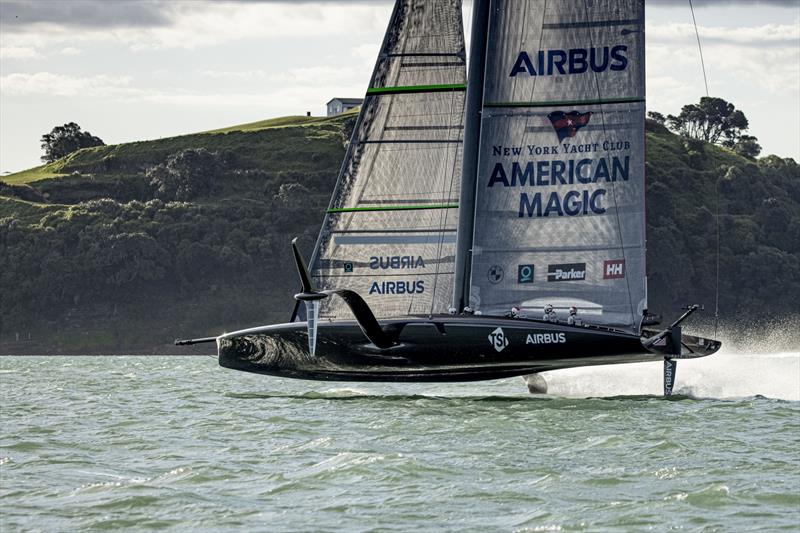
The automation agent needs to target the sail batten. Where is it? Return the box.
[486,97,645,108]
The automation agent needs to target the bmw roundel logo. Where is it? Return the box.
[488,265,504,284]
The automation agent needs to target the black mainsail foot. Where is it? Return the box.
[178,0,721,394]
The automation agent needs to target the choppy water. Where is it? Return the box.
[1,351,798,532]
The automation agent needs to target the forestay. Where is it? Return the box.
[308,0,467,320]
[469,0,647,331]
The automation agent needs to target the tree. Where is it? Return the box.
[647,111,666,125]
[732,134,762,159]
[147,148,222,201]
[667,97,751,146]
[40,122,104,163]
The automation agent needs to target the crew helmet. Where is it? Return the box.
[569,306,577,315]
[544,304,554,313]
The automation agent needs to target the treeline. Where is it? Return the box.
[644,122,799,322]
[0,115,798,353]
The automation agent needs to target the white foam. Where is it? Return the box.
[543,349,800,400]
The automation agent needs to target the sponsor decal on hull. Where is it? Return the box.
[526,333,567,345]
[488,327,509,352]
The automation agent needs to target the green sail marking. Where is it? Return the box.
[484,96,645,108]
[328,204,459,214]
[367,84,467,96]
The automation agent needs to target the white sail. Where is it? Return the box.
[308,0,467,320]
[468,0,647,331]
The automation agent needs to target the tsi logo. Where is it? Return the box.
[603,259,625,279]
[547,263,586,282]
[488,327,509,352]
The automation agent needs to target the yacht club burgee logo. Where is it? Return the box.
[547,111,593,142]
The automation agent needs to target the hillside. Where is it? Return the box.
[1,115,798,354]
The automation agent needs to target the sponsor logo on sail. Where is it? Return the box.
[370,256,425,269]
[603,259,626,279]
[518,264,535,283]
[547,263,587,282]
[547,111,593,142]
[488,265,504,284]
[509,46,629,77]
[343,262,354,273]
[488,327,509,352]
[368,280,425,295]
[486,156,631,218]
[526,333,567,345]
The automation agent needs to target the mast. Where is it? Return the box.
[453,0,490,312]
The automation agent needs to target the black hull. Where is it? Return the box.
[217,316,719,382]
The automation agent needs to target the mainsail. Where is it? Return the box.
[307,0,467,320]
[466,0,647,331]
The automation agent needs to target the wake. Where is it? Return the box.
[544,349,799,401]
[543,322,800,400]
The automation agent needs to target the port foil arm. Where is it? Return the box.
[291,238,398,351]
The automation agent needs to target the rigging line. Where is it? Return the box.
[689,0,710,97]
[691,0,719,334]
[714,172,721,338]
[581,0,638,328]
[429,47,463,317]
[428,4,464,317]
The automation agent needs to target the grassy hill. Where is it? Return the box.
[1,113,798,354]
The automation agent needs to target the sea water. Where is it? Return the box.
[1,349,798,532]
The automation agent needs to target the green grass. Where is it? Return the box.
[0,196,62,223]
[3,164,69,185]
[3,111,356,186]
[203,109,357,134]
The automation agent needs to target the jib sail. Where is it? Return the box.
[467,0,647,331]
[307,0,466,320]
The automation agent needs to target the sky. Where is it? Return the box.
[1,0,798,174]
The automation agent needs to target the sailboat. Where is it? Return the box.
[177,0,720,395]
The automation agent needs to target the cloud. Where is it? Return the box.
[649,0,800,6]
[0,72,133,97]
[0,70,365,112]
[269,65,363,84]
[0,0,173,31]
[646,21,800,95]
[0,45,41,59]
[649,21,800,47]
[1,2,389,51]
[200,69,268,80]
[0,0,391,32]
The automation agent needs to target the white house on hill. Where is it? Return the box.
[327,97,363,117]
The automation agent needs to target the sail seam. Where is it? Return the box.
[327,204,459,213]
[367,84,467,95]
[542,19,640,29]
[330,229,458,234]
[485,97,645,108]
[356,139,462,144]
[383,52,465,58]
